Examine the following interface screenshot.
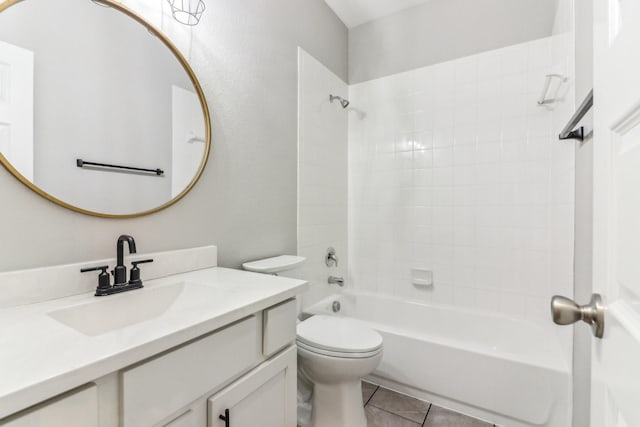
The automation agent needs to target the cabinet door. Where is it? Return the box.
[208,346,296,427]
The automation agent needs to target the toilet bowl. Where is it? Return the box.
[297,315,383,427]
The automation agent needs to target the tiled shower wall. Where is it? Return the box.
[348,36,575,325]
[297,48,348,309]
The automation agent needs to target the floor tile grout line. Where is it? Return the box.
[422,403,495,427]
[365,383,492,427]
[422,403,432,426]
[363,384,379,406]
[366,404,423,426]
[367,400,430,425]
[365,385,431,425]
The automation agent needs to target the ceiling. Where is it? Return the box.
[323,0,432,28]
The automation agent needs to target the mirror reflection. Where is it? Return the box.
[0,0,209,216]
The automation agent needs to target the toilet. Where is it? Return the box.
[242,255,384,427]
[297,315,383,427]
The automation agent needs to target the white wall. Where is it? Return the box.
[348,37,575,340]
[348,0,558,84]
[297,49,348,309]
[0,0,347,271]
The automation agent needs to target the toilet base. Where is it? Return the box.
[310,380,367,427]
[296,320,383,427]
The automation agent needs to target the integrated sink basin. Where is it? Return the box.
[48,282,222,336]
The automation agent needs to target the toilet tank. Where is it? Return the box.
[242,255,306,275]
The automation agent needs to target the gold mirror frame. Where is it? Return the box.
[0,0,211,219]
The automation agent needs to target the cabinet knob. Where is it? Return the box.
[219,408,230,427]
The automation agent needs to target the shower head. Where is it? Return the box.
[330,94,350,109]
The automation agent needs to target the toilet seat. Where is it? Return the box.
[296,315,383,358]
[297,340,382,359]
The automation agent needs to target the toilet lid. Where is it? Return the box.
[296,315,383,354]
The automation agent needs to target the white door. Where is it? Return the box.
[592,0,640,425]
[0,40,33,181]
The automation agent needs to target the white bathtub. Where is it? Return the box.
[304,292,571,427]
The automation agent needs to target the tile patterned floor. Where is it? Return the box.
[362,381,496,427]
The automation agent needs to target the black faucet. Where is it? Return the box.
[114,235,137,286]
[81,235,153,296]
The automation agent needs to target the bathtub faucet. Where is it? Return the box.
[326,247,339,267]
[328,276,344,287]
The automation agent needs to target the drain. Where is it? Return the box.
[332,301,341,313]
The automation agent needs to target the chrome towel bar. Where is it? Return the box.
[537,74,567,105]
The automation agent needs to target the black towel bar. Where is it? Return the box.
[559,89,593,141]
[76,159,164,176]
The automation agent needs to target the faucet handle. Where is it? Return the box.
[131,259,154,268]
[81,265,111,295]
[129,259,153,288]
[326,247,339,267]
[80,265,109,273]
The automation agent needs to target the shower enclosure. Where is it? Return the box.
[297,2,576,425]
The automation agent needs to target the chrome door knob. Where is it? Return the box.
[550,294,605,338]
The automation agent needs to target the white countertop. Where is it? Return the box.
[0,267,307,419]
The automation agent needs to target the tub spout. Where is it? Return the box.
[328,276,344,287]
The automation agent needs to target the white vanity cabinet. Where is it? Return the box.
[152,301,298,427]
[0,298,299,427]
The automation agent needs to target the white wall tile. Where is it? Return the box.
[433,147,454,168]
[477,50,502,81]
[500,44,529,75]
[347,36,574,329]
[298,49,348,309]
[433,127,454,147]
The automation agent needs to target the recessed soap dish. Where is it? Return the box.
[411,269,433,287]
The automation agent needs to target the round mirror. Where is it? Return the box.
[0,0,211,217]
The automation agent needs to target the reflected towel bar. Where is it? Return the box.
[559,89,593,141]
[76,159,164,176]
